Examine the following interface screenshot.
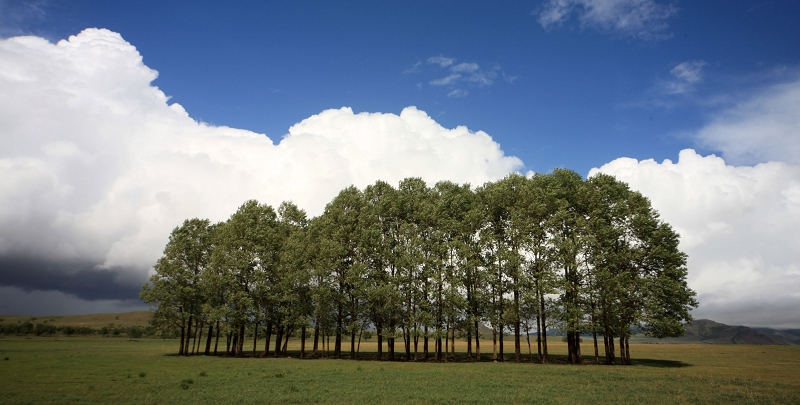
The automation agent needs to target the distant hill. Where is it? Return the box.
[0,311,152,329]
[752,327,800,345]
[659,319,795,345]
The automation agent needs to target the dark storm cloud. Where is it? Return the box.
[0,257,144,301]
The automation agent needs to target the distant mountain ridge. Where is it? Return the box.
[681,319,795,345]
[753,327,800,345]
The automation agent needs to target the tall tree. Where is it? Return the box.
[318,186,364,358]
[549,169,589,364]
[210,200,279,357]
[276,201,313,358]
[360,180,402,360]
[141,218,213,355]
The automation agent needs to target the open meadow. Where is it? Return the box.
[1,336,798,404]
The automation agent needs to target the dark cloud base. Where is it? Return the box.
[0,257,144,301]
[694,294,800,329]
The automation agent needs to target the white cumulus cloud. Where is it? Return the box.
[592,150,800,328]
[0,29,523,309]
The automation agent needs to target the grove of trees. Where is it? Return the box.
[140,170,697,365]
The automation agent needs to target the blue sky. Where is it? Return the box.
[6,0,799,173]
[1,0,800,327]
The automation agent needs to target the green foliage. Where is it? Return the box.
[127,327,144,339]
[33,323,57,336]
[140,172,696,363]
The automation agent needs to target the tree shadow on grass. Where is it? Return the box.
[632,358,692,368]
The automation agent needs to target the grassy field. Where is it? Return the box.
[1,336,798,404]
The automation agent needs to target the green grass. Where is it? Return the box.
[0,337,798,404]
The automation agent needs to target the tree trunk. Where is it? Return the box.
[567,331,574,363]
[497,257,504,362]
[281,324,290,355]
[230,331,237,356]
[625,336,630,365]
[191,318,199,354]
[466,327,472,359]
[414,328,419,361]
[619,333,626,365]
[179,315,186,355]
[492,323,497,361]
[435,335,441,361]
[205,323,213,355]
[536,313,542,362]
[540,292,549,364]
[184,315,193,356]
[423,325,429,360]
[274,320,283,357]
[514,288,521,363]
[525,321,533,362]
[252,318,259,358]
[405,327,411,361]
[195,319,203,354]
[498,323,504,362]
[213,321,220,355]
[388,320,395,361]
[264,321,273,356]
[226,331,232,355]
[444,323,449,362]
[301,325,307,359]
[356,324,362,357]
[450,325,456,361]
[350,328,356,359]
[377,323,383,361]
[474,320,481,362]
[314,318,319,357]
[607,332,616,365]
[437,281,443,361]
[237,324,245,357]
[335,305,343,359]
[413,325,419,361]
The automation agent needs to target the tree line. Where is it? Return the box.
[140,170,697,364]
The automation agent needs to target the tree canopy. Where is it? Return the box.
[141,170,697,364]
